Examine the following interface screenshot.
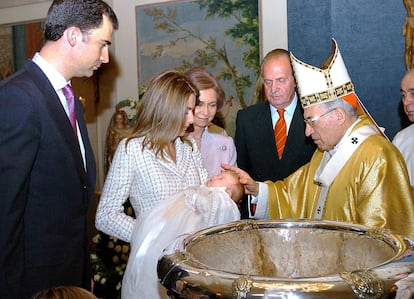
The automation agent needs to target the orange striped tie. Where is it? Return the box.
[274,109,286,159]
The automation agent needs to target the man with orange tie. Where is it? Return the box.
[235,49,315,218]
[224,39,414,240]
[0,0,118,298]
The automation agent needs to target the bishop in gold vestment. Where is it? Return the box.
[224,39,414,240]
[263,115,414,239]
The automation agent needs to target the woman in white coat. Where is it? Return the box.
[95,70,208,243]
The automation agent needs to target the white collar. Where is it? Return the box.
[269,93,298,118]
[32,52,68,91]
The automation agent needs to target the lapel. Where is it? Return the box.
[150,139,186,178]
[286,102,303,142]
[75,98,96,187]
[26,61,87,179]
[255,102,275,145]
[286,102,312,149]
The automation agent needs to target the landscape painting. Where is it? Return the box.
[136,0,261,136]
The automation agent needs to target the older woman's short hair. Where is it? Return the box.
[184,67,226,110]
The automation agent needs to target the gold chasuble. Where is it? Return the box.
[266,115,414,239]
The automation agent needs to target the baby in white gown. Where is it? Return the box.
[121,170,242,299]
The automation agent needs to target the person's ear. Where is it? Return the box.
[335,107,346,124]
[65,27,81,47]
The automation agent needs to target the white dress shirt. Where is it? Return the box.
[393,123,414,186]
[270,94,298,130]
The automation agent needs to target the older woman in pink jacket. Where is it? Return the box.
[185,67,237,177]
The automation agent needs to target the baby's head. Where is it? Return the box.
[31,286,97,299]
[206,170,243,204]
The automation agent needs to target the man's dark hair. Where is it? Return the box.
[44,0,118,41]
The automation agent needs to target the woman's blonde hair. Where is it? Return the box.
[31,286,96,299]
[128,70,199,159]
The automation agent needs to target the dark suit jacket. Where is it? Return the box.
[0,61,96,299]
[235,100,315,217]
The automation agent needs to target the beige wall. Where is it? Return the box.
[0,0,287,191]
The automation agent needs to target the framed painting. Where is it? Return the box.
[136,0,261,136]
[0,21,44,80]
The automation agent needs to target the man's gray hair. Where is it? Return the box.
[322,98,358,117]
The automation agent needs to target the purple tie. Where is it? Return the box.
[62,84,77,137]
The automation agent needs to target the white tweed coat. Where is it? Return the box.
[95,136,208,242]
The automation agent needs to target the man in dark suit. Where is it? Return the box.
[235,49,315,218]
[0,1,118,298]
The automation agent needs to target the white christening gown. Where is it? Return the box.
[121,186,240,299]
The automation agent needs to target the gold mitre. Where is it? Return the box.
[290,38,358,110]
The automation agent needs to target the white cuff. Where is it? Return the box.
[249,182,268,219]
